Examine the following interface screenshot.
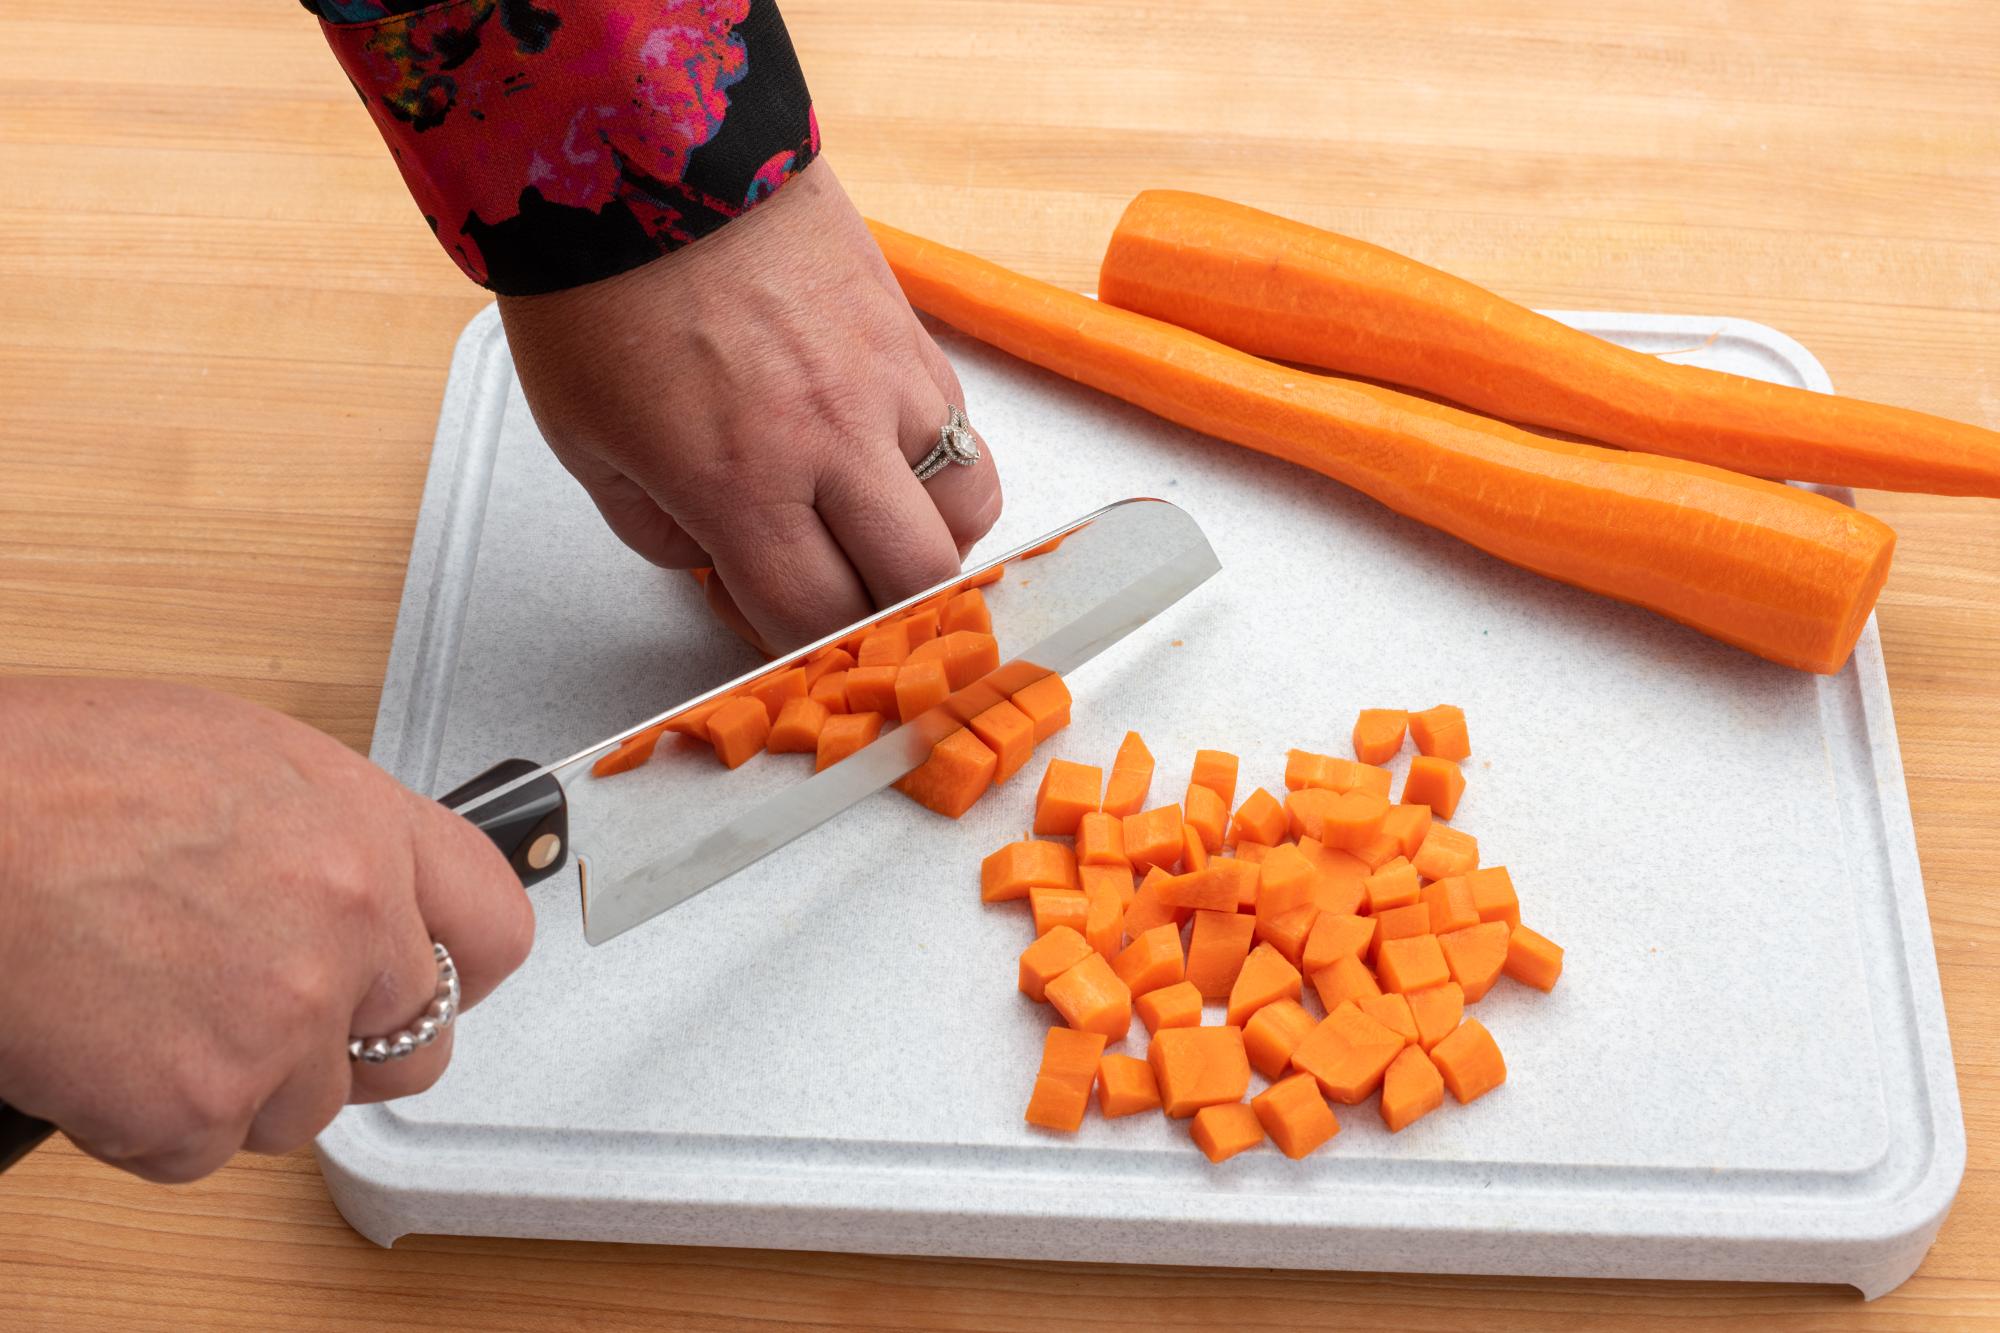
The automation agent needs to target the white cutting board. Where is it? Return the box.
[318,304,1963,1298]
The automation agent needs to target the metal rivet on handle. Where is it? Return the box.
[528,833,562,870]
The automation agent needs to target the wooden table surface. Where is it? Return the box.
[3,1,1996,1327]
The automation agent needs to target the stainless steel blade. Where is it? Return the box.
[576,498,1219,946]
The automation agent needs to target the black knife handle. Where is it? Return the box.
[440,758,570,888]
[0,1102,55,1174]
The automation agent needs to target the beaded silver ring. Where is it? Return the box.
[348,941,459,1064]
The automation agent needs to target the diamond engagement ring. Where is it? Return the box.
[348,941,460,1064]
[913,403,980,482]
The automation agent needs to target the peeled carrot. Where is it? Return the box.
[1291,1003,1406,1104]
[1359,993,1419,1047]
[706,696,770,769]
[1378,934,1451,994]
[1285,750,1361,793]
[1228,788,1287,847]
[747,667,807,719]
[941,587,992,635]
[1257,905,1318,968]
[1226,941,1303,1025]
[1369,902,1432,966]
[1029,886,1089,939]
[1283,787,1338,842]
[938,631,1002,691]
[1159,861,1253,913]
[808,671,849,714]
[1321,790,1390,850]
[1135,979,1203,1033]
[1179,823,1209,874]
[1412,825,1479,881]
[1253,1071,1341,1159]
[981,839,1081,902]
[1349,829,1403,873]
[1505,925,1566,992]
[967,700,1035,782]
[1302,913,1375,975]
[1009,675,1072,743]
[814,710,882,772]
[1297,839,1369,916]
[856,622,911,668]
[1102,730,1155,817]
[1381,803,1432,859]
[1402,756,1466,821]
[1096,1054,1163,1118]
[1352,709,1408,765]
[842,665,900,717]
[1440,921,1511,1002]
[767,697,830,754]
[1190,1102,1265,1163]
[1185,909,1258,999]
[1181,783,1227,854]
[1033,758,1102,836]
[1380,1044,1445,1132]
[1149,1025,1250,1118]
[1363,857,1422,913]
[1077,811,1129,868]
[1350,764,1393,799]
[1420,877,1481,935]
[1189,749,1239,809]
[1111,922,1185,995]
[1409,705,1471,761]
[1019,926,1094,1002]
[1079,861,1136,913]
[1406,982,1465,1052]
[1044,952,1132,1039]
[903,606,941,646]
[1467,866,1521,930]
[1099,190,2000,498]
[1122,804,1185,871]
[1311,952,1381,1011]
[1120,870,1186,939]
[1432,1017,1508,1104]
[894,728,997,818]
[1025,1026,1106,1132]
[1252,843,1316,923]
[894,659,950,723]
[1081,871,1124,960]
[1242,998,1317,1080]
[871,220,1893,674]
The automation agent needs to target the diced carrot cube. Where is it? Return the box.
[1024,1026,1106,1132]
[941,587,992,635]
[1378,934,1451,994]
[1298,838,1369,916]
[1352,708,1409,765]
[1135,980,1203,1033]
[1190,1102,1265,1162]
[1467,866,1521,929]
[1149,1026,1250,1118]
[1349,764,1393,798]
[662,697,726,742]
[1180,822,1209,872]
[1122,804,1184,871]
[902,606,940,646]
[1322,790,1389,850]
[1079,862,1136,912]
[1159,860,1255,912]
[590,731,659,778]
[1095,1053,1162,1118]
[1291,1003,1405,1104]
[1363,856,1421,912]
[808,671,849,714]
[747,667,808,718]
[982,659,1052,699]
[1182,782,1227,853]
[892,659,949,723]
[1010,673,1072,742]
[893,728,997,818]
[1225,942,1303,1026]
[1081,870,1124,959]
[938,630,1001,690]
[1019,926,1094,1001]
[1253,1071,1341,1160]
[1233,840,1273,863]
[967,699,1035,782]
[1409,705,1471,761]
[1349,831,1402,871]
[767,697,831,754]
[706,696,770,769]
[1402,755,1467,820]
[965,563,1005,587]
[1257,904,1319,967]
[1111,922,1185,995]
[1252,842,1312,914]
[1044,952,1131,1039]
[1359,992,1418,1046]
[1369,901,1432,965]
[802,647,854,686]
[842,664,899,716]
[1242,998,1317,1079]
[1311,951,1381,1010]
[1302,913,1375,975]
[1432,1017,1506,1103]
[1505,925,1565,991]
[1029,886,1089,938]
[1284,749,1358,792]
[1439,921,1510,1002]
[1102,730,1154,817]
[1227,788,1287,847]
[1033,758,1102,836]
[1076,811,1127,867]
[1420,876,1481,935]
[1381,803,1432,859]
[1381,1044,1445,1132]
[1186,909,1258,999]
[1188,749,1239,809]
[1284,787,1339,841]
[980,839,1080,902]
[1406,982,1465,1051]
[814,710,883,771]
[1412,824,1479,881]
[856,622,911,668]
[1120,871,1185,939]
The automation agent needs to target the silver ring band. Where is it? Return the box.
[348,941,460,1064]
[913,403,980,482]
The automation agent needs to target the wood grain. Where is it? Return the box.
[2,0,1996,1326]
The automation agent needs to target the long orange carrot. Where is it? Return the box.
[1098,190,2000,497]
[868,221,1893,674]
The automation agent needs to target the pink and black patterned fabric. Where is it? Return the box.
[305,0,819,293]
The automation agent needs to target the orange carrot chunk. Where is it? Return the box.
[1179,823,1209,874]
[1412,824,1479,881]
[1102,730,1155,817]
[1420,876,1481,935]
[1284,749,1359,792]
[1029,887,1090,939]
[1368,902,1433,965]
[706,696,771,769]
[1080,862,1136,912]
[1135,980,1203,1033]
[1225,942,1303,1026]
[1467,866,1521,929]
[747,666,808,718]
[1081,871,1125,960]
[590,731,659,778]
[1402,755,1467,820]
[856,622,912,668]
[1112,922,1186,996]
[1019,926,1095,1002]
[1044,952,1132,1040]
[1076,811,1129,867]
[1350,764,1394,799]
[941,587,992,635]
[1298,838,1369,916]
[1182,783,1227,854]
[1322,790,1390,850]
[1302,913,1376,975]
[662,697,727,742]
[1253,842,1315,919]
[1310,952,1381,1010]
[1033,757,1103,836]
[808,671,850,714]
[1024,1026,1107,1132]
[1010,673,1073,743]
[902,606,941,646]
[1257,905,1318,968]
[1377,934,1451,994]
[814,710,883,771]
[1409,705,1471,761]
[1406,982,1465,1052]
[1185,909,1258,999]
[1359,993,1419,1047]
[1348,829,1403,872]
[1095,1053,1163,1118]
[1188,749,1239,809]
[1158,860,1255,912]
[1253,1071,1342,1160]
[767,697,831,754]
[1351,708,1409,765]
[1432,1017,1507,1103]
[938,630,1002,690]
[1149,1026,1251,1118]
[1363,856,1422,913]
[843,664,900,716]
[1120,870,1186,939]
[892,659,950,724]
[802,646,854,686]
[1291,1003,1406,1104]
[1380,1044,1445,1132]
[1505,925,1565,991]
[1122,804,1185,871]
[1242,998,1318,1080]
[1283,787,1339,841]
[894,728,998,818]
[1190,1102,1266,1163]
[1381,803,1433,859]
[1439,921,1511,1002]
[980,839,1081,902]
[967,699,1035,783]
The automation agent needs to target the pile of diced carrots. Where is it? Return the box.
[588,567,1077,819]
[992,705,1565,1161]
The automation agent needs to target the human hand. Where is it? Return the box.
[0,678,534,1183]
[498,157,1001,654]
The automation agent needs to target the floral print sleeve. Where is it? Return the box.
[303,0,820,295]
